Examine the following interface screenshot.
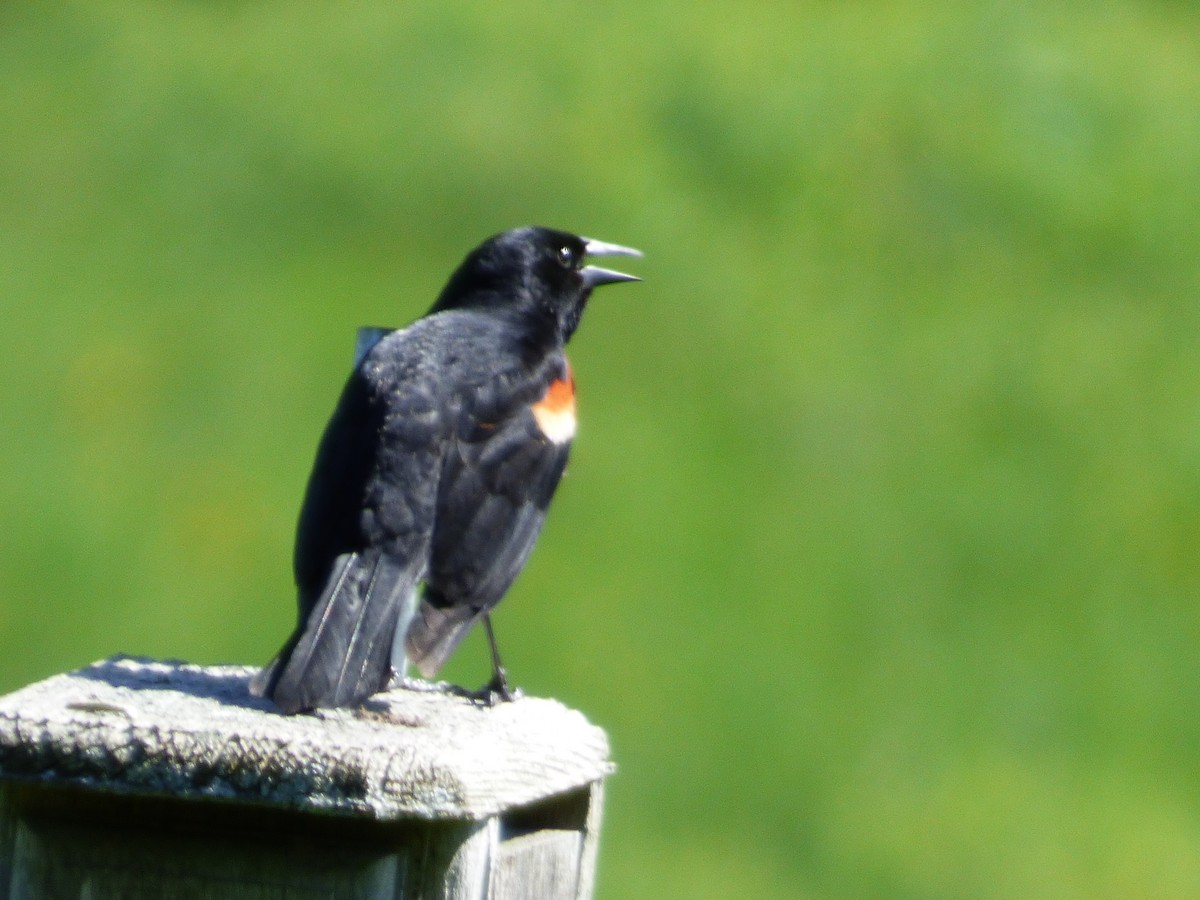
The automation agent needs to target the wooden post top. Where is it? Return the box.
[0,656,612,821]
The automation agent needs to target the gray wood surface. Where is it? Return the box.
[0,655,612,820]
[0,657,612,899]
[493,829,584,900]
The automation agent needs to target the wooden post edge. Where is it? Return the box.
[0,655,614,900]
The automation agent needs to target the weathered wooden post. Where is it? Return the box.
[0,655,612,899]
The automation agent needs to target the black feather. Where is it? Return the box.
[253,330,440,713]
[406,409,568,677]
[256,550,421,713]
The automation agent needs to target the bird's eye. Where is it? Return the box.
[557,244,579,269]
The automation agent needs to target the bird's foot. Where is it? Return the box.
[393,674,451,694]
[467,670,522,707]
[390,671,522,706]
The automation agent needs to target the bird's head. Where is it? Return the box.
[430,226,642,344]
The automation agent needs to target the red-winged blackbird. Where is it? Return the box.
[252,227,641,713]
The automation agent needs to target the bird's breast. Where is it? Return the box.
[530,362,576,445]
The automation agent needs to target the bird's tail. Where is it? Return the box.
[251,550,418,713]
[404,595,480,679]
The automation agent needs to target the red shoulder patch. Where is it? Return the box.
[531,361,576,444]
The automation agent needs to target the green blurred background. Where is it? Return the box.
[2,1,1199,896]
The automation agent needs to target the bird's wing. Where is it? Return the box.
[253,353,443,712]
[405,369,572,678]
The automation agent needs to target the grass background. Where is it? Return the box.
[2,2,1199,897]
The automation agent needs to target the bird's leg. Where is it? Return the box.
[479,613,518,703]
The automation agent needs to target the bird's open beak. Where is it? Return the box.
[581,237,643,288]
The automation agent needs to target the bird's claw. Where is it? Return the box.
[471,670,522,706]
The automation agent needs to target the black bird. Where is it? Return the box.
[252,227,641,713]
